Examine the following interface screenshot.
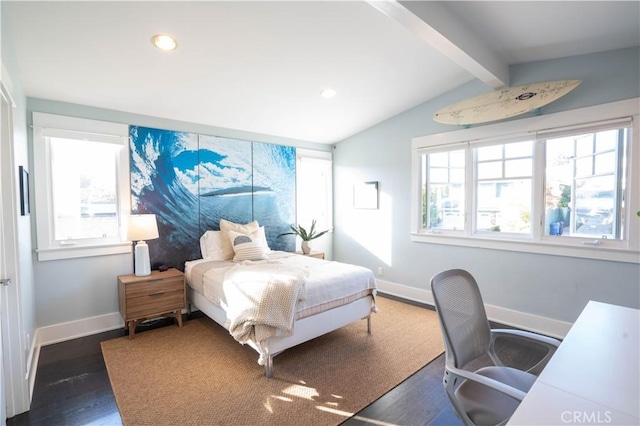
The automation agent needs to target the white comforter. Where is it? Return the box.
[185,251,377,365]
[185,251,377,332]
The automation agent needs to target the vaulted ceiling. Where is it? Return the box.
[5,1,639,143]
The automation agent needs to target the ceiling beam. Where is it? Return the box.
[367,0,509,89]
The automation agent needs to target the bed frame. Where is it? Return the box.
[187,286,375,378]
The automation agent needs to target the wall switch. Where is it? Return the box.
[377,267,384,276]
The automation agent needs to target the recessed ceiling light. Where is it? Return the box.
[151,34,178,51]
[320,88,337,99]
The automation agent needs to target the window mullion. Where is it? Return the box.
[466,147,474,236]
[532,140,545,241]
[614,130,625,238]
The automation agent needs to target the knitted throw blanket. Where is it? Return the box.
[223,261,309,348]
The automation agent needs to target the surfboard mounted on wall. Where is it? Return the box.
[433,79,581,126]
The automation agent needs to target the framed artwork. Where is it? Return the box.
[354,181,378,209]
[19,166,29,216]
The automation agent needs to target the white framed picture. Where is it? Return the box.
[353,181,378,209]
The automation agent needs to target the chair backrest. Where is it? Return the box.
[431,269,492,368]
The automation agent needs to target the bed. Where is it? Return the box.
[184,250,377,378]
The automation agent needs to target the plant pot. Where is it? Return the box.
[301,241,311,254]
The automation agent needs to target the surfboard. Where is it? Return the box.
[433,79,581,126]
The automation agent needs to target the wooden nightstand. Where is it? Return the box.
[117,268,186,339]
[295,250,325,259]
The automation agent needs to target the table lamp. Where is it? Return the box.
[127,214,159,276]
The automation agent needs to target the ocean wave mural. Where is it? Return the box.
[252,141,296,251]
[130,126,295,270]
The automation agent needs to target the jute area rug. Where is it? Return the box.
[101,296,444,426]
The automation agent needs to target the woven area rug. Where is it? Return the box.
[101,296,444,426]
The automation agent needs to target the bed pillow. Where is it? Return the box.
[228,229,269,261]
[199,230,226,261]
[253,226,271,252]
[220,219,260,260]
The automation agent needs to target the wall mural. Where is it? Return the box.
[130,126,296,270]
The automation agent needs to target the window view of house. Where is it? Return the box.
[475,141,533,233]
[422,149,465,230]
[50,137,120,241]
[544,128,627,240]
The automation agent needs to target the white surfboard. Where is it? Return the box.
[433,79,581,126]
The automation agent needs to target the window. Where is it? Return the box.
[544,127,627,240]
[422,149,465,231]
[476,141,533,234]
[32,113,131,261]
[296,149,333,233]
[411,99,639,263]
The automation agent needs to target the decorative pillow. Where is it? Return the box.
[228,229,269,261]
[199,230,226,261]
[253,226,271,252]
[220,219,260,260]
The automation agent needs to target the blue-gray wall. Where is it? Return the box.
[333,47,640,325]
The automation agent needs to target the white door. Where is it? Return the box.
[1,81,28,423]
[0,164,7,426]
[0,82,11,425]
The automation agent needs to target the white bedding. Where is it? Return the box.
[185,251,377,376]
[185,251,377,321]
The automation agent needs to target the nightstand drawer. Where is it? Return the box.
[126,289,185,318]
[125,277,183,298]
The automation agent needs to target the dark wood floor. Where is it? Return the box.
[7,295,545,426]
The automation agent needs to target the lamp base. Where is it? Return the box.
[134,240,151,276]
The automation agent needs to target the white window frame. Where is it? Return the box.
[32,112,131,261]
[411,99,640,263]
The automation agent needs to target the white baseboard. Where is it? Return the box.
[376,278,435,306]
[36,312,123,348]
[376,278,572,339]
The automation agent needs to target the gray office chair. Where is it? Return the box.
[430,269,560,426]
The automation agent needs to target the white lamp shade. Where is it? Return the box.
[126,214,159,242]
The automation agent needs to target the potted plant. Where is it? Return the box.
[278,219,329,254]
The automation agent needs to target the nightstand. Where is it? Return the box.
[295,250,325,259]
[117,268,186,339]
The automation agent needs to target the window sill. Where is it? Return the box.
[36,242,132,261]
[411,232,639,264]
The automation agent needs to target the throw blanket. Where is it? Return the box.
[223,261,310,351]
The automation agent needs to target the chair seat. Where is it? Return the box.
[454,366,536,426]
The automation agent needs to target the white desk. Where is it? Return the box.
[509,301,640,426]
